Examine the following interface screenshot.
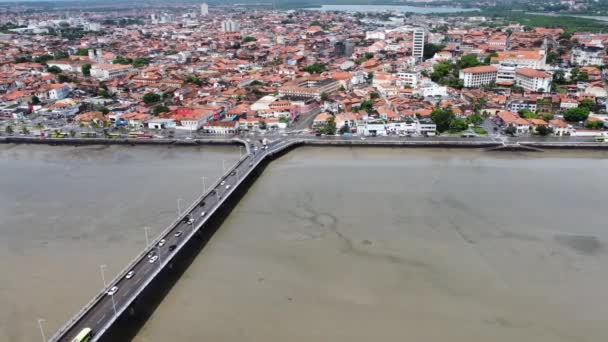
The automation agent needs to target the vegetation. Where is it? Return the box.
[430,61,463,89]
[243,36,257,43]
[423,43,444,60]
[518,109,538,119]
[47,65,62,74]
[143,93,161,105]
[430,107,456,133]
[535,125,553,136]
[578,99,595,112]
[303,63,326,74]
[505,124,517,136]
[132,58,149,68]
[466,114,484,126]
[563,107,590,122]
[359,99,373,112]
[75,48,89,56]
[318,117,337,135]
[82,64,92,77]
[473,127,488,135]
[585,120,604,129]
[152,105,169,116]
[113,56,133,65]
[185,76,204,86]
[5,125,13,135]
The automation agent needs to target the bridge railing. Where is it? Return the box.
[50,139,249,341]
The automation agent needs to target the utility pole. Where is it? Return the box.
[177,198,183,216]
[37,319,46,342]
[144,226,151,247]
[201,176,206,194]
[100,264,108,287]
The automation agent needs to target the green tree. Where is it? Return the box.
[75,48,89,56]
[303,63,326,74]
[369,91,379,100]
[322,117,337,135]
[320,92,329,101]
[47,65,62,74]
[423,43,445,60]
[143,93,161,105]
[430,107,455,133]
[82,63,91,76]
[113,56,132,65]
[542,113,555,121]
[69,129,76,137]
[98,107,109,114]
[5,125,13,135]
[563,107,589,122]
[518,109,538,119]
[20,125,29,135]
[34,122,44,131]
[243,36,257,43]
[359,99,373,112]
[505,124,517,136]
[259,120,267,130]
[585,120,604,129]
[458,54,481,69]
[152,105,169,115]
[132,58,149,68]
[553,69,566,84]
[466,113,483,126]
[579,99,595,111]
[339,123,350,135]
[57,74,72,83]
[31,95,40,105]
[535,125,553,136]
[450,118,468,132]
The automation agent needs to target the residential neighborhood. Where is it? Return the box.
[1,4,607,142]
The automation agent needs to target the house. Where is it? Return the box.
[497,111,530,134]
[90,63,133,80]
[313,112,333,127]
[548,119,571,136]
[147,118,176,130]
[362,120,387,136]
[36,83,71,101]
[335,112,357,130]
[203,121,238,135]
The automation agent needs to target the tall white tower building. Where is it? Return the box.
[412,29,425,62]
[221,20,240,33]
[200,3,208,16]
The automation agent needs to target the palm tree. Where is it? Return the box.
[69,130,76,137]
[20,125,29,135]
[35,122,44,131]
[5,125,13,135]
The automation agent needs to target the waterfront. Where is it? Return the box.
[0,144,239,342]
[134,147,608,342]
[307,4,479,13]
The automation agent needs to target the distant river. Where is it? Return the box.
[308,4,479,13]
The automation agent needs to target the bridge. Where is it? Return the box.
[50,137,298,342]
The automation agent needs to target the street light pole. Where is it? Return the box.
[201,176,206,194]
[37,319,46,342]
[110,293,117,317]
[144,226,151,247]
[222,159,226,173]
[177,198,183,216]
[100,264,107,287]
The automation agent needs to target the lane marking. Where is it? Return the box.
[96,313,106,325]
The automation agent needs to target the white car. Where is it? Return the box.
[200,211,207,217]
[158,239,166,247]
[174,231,183,238]
[225,184,231,189]
[220,181,226,186]
[125,271,135,279]
[149,255,159,263]
[107,286,119,296]
[187,217,194,225]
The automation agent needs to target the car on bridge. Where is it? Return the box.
[174,231,183,238]
[149,255,158,263]
[107,286,118,296]
[158,239,166,247]
[187,217,194,225]
[125,270,135,279]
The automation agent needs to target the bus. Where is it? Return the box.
[80,132,97,138]
[71,327,92,342]
[128,132,152,139]
[51,131,68,138]
[107,133,121,139]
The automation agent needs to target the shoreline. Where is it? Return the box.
[3,136,608,151]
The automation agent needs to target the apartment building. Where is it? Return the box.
[459,65,497,88]
[278,78,339,100]
[515,68,552,92]
[90,63,133,80]
[412,29,425,62]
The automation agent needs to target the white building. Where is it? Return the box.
[459,65,497,88]
[365,31,386,40]
[412,29,425,62]
[90,63,133,80]
[221,20,240,33]
[570,46,606,66]
[491,49,546,69]
[515,68,552,93]
[395,71,419,88]
[200,3,209,16]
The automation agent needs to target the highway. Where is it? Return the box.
[54,138,293,342]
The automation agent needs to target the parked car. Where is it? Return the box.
[107,286,119,296]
